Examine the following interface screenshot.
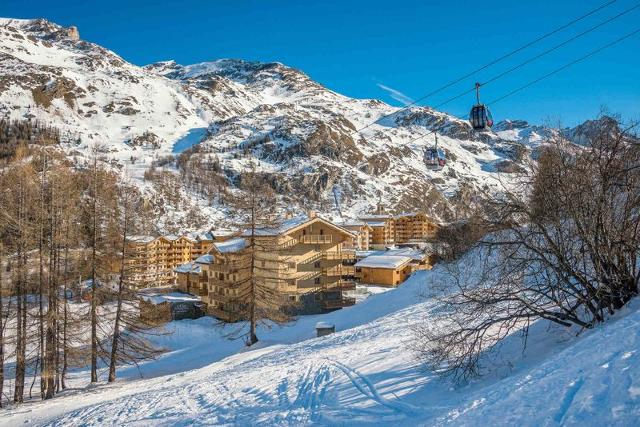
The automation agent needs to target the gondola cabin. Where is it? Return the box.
[469,104,493,131]
[425,147,446,170]
[469,82,493,131]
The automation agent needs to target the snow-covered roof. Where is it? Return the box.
[212,229,237,237]
[359,214,391,220]
[174,262,201,274]
[127,235,155,244]
[341,221,370,228]
[243,214,310,236]
[213,237,247,254]
[356,248,428,262]
[355,255,411,269]
[195,254,214,264]
[315,322,334,329]
[139,292,202,305]
[364,221,387,227]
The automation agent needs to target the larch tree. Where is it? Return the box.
[226,164,294,346]
[107,182,163,383]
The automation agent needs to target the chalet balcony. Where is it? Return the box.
[209,292,235,303]
[341,265,356,276]
[321,297,356,310]
[299,235,332,244]
[326,280,356,291]
[322,266,343,276]
[295,270,321,281]
[322,251,354,260]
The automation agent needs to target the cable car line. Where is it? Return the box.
[486,26,640,107]
[433,2,640,110]
[350,0,620,136]
[405,25,640,148]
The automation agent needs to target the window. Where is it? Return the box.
[320,229,324,235]
[314,261,321,268]
[289,295,296,302]
[314,277,321,285]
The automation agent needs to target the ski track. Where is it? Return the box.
[3,268,640,426]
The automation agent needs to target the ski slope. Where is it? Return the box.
[2,262,640,426]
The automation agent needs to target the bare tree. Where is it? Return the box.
[226,165,293,346]
[107,183,163,382]
[417,116,640,381]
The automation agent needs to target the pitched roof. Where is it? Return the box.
[195,254,214,264]
[174,262,201,274]
[242,214,355,238]
[355,255,412,269]
[213,237,247,254]
[139,292,202,305]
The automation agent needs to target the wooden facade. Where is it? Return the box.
[341,222,373,251]
[354,255,413,287]
[358,212,438,248]
[198,214,358,321]
[125,232,220,289]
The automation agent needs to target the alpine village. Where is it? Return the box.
[0,2,639,425]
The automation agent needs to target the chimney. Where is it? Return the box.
[307,210,317,219]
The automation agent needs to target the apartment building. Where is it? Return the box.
[125,231,224,289]
[341,221,373,251]
[196,213,358,322]
[358,212,438,248]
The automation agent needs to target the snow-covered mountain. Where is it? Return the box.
[0,18,565,229]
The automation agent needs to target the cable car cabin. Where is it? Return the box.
[425,148,446,170]
[470,104,493,131]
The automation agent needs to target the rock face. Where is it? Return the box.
[0,17,584,228]
[65,25,79,41]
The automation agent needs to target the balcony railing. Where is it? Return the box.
[299,235,332,244]
[329,280,356,291]
[322,266,343,276]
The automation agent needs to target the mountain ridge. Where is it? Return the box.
[0,18,577,230]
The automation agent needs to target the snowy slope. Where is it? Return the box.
[0,17,570,229]
[3,259,639,426]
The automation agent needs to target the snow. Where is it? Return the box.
[173,262,201,274]
[127,235,155,243]
[357,248,428,262]
[315,322,334,329]
[213,237,247,253]
[354,255,412,269]
[138,291,201,305]
[0,16,564,230]
[194,254,214,264]
[3,255,640,425]
[245,214,310,236]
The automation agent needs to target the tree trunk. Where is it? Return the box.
[248,208,258,346]
[90,154,99,383]
[108,205,128,383]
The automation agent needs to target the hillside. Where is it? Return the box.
[1,253,639,426]
[0,18,567,231]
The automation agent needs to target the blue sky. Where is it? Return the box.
[1,0,639,126]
